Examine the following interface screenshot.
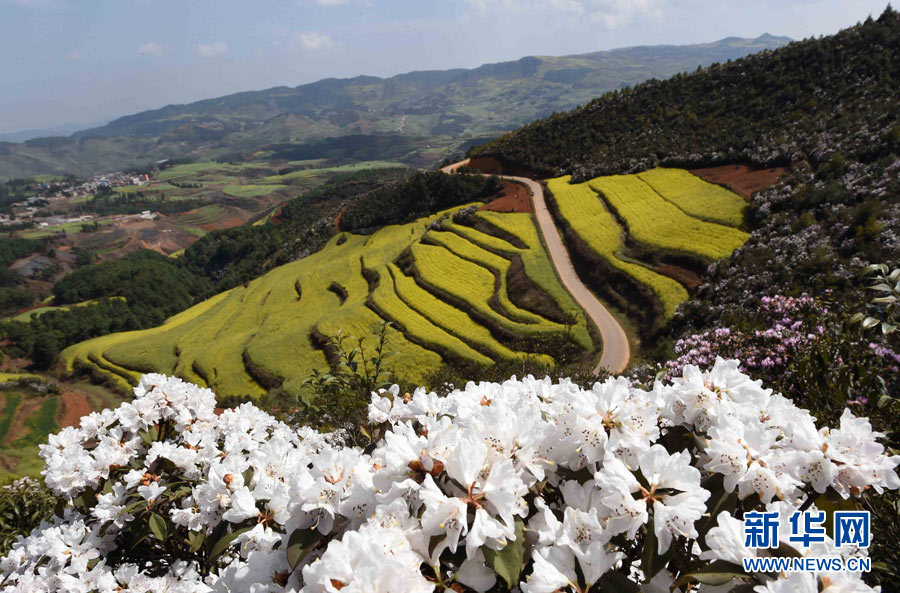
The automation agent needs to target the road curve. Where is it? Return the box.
[442,159,630,374]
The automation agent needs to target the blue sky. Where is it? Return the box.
[0,0,891,133]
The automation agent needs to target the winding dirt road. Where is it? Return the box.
[442,159,630,374]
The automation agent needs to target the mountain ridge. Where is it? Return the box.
[0,34,789,180]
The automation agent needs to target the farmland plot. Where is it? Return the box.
[588,174,748,261]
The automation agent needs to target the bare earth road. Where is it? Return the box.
[442,159,631,374]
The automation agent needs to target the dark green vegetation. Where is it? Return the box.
[52,250,211,310]
[474,14,897,179]
[339,171,500,231]
[0,478,56,555]
[1,251,211,369]
[0,36,788,180]
[0,238,51,315]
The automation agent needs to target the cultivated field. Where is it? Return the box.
[547,168,749,320]
[62,206,590,401]
[588,174,748,261]
[635,168,747,226]
[0,374,125,479]
[14,159,405,269]
[547,176,689,318]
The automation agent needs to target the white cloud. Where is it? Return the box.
[196,41,229,58]
[138,42,168,57]
[462,0,663,28]
[64,50,84,62]
[295,32,334,50]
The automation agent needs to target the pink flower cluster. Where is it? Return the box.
[668,295,823,380]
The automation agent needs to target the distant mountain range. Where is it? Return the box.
[0,120,109,144]
[0,34,790,180]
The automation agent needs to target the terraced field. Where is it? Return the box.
[222,184,286,198]
[547,168,749,319]
[636,168,747,226]
[62,206,591,401]
[588,174,748,261]
[0,374,125,479]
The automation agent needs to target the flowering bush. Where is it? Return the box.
[667,295,825,380]
[2,361,898,592]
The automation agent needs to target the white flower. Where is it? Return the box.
[137,482,166,503]
[222,487,259,523]
[701,511,755,565]
[638,445,710,553]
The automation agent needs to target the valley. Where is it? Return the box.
[57,163,757,402]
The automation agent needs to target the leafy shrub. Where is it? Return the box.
[1,363,896,591]
[340,171,500,232]
[0,478,56,557]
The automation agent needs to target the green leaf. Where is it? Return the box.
[641,516,674,579]
[148,512,167,541]
[287,528,323,570]
[140,425,160,446]
[861,316,880,329]
[482,518,527,589]
[209,526,254,563]
[188,530,205,553]
[673,561,749,588]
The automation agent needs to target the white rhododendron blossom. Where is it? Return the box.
[0,359,897,592]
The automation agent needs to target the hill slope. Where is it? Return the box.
[472,15,899,179]
[471,10,900,311]
[61,207,593,399]
[0,35,788,180]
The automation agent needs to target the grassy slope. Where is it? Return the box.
[62,206,588,398]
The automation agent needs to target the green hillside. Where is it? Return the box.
[61,207,592,400]
[0,35,788,180]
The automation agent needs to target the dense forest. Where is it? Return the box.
[339,171,500,231]
[0,237,49,315]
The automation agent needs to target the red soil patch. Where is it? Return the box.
[3,397,42,446]
[199,214,246,232]
[658,264,703,290]
[480,181,533,213]
[689,165,788,201]
[57,391,91,429]
[333,204,348,232]
[269,204,288,225]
